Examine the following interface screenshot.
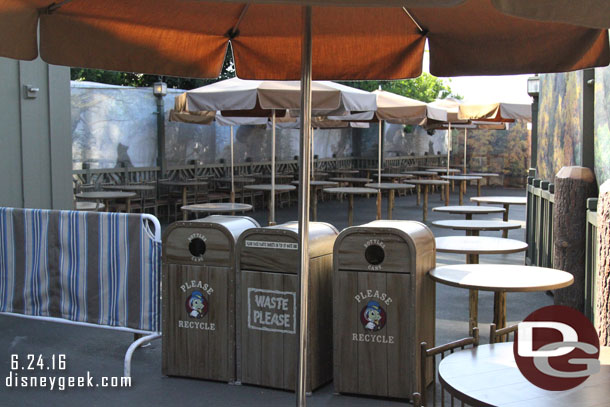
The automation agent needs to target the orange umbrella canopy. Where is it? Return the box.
[1,0,608,80]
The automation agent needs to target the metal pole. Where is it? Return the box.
[230,126,235,203]
[378,119,382,185]
[463,128,467,174]
[311,128,315,180]
[296,6,312,407]
[155,95,166,176]
[447,122,451,173]
[271,109,276,225]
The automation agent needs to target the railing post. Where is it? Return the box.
[547,183,555,269]
[584,198,598,323]
[526,175,535,264]
[540,181,550,267]
[533,179,542,266]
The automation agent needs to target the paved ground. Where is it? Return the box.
[1,184,551,406]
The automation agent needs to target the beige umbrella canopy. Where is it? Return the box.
[1,0,608,80]
[458,102,532,122]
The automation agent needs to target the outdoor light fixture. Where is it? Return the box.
[153,81,167,97]
[527,75,540,97]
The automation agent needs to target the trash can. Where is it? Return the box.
[236,221,338,392]
[162,215,260,382]
[333,220,436,399]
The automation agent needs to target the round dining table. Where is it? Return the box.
[432,205,506,220]
[75,191,137,213]
[440,175,483,205]
[430,263,572,331]
[432,219,522,236]
[406,179,451,220]
[181,202,253,219]
[244,184,296,225]
[328,177,373,186]
[365,182,414,220]
[329,169,360,177]
[465,171,500,193]
[438,342,608,407]
[323,187,377,226]
[291,180,338,221]
[213,176,256,203]
[435,237,528,332]
[401,170,438,177]
[160,179,210,210]
[470,196,527,237]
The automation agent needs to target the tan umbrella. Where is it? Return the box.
[426,98,469,173]
[1,2,609,405]
[458,102,532,122]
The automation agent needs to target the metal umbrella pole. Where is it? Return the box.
[230,125,235,203]
[463,128,468,174]
[296,6,312,407]
[377,118,383,219]
[446,121,452,174]
[270,109,276,225]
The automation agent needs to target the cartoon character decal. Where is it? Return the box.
[186,291,208,319]
[360,300,386,332]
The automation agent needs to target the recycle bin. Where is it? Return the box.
[236,221,338,392]
[162,215,260,382]
[332,220,436,399]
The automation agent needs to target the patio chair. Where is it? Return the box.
[414,327,479,407]
[489,323,519,344]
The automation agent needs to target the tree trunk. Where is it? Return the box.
[553,166,597,312]
[597,180,610,345]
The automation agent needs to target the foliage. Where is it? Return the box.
[340,73,461,102]
[71,45,236,90]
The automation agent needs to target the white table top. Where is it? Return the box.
[432,220,522,231]
[291,180,338,187]
[429,264,573,292]
[103,184,155,191]
[440,175,483,181]
[365,182,415,190]
[323,187,378,195]
[328,177,373,183]
[435,236,528,255]
[471,196,527,205]
[438,343,608,407]
[432,205,506,214]
[181,203,253,213]
[75,191,137,199]
[404,179,449,185]
[244,184,296,192]
[160,180,209,186]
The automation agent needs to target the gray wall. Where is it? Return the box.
[0,57,72,210]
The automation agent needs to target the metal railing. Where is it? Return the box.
[526,174,554,268]
[584,198,599,325]
[73,155,443,187]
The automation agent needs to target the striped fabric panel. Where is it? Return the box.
[98,213,129,328]
[58,211,88,322]
[23,209,51,316]
[0,208,15,313]
[139,223,161,332]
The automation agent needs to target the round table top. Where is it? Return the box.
[465,172,500,177]
[244,184,296,192]
[330,169,359,174]
[323,187,378,195]
[432,205,506,214]
[75,191,137,199]
[160,180,209,186]
[291,180,338,187]
[401,171,438,177]
[365,182,415,190]
[374,173,414,179]
[312,171,329,176]
[426,168,461,173]
[256,174,294,180]
[435,236,527,255]
[438,342,608,407]
[103,184,155,191]
[432,219,522,231]
[471,196,527,205]
[181,203,253,213]
[214,177,256,183]
[328,177,372,183]
[404,179,450,186]
[75,201,105,211]
[429,264,573,292]
[359,167,383,172]
[440,175,483,181]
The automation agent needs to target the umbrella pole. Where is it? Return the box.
[377,119,382,220]
[311,129,315,181]
[231,125,235,203]
[271,109,276,225]
[296,6,312,407]
[463,128,467,174]
[447,122,452,174]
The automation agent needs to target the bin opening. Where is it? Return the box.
[189,238,207,258]
[364,244,385,266]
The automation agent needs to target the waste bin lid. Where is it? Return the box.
[252,221,339,258]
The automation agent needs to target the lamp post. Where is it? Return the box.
[153,81,167,177]
[527,75,540,170]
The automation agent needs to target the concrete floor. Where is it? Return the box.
[0,184,551,406]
